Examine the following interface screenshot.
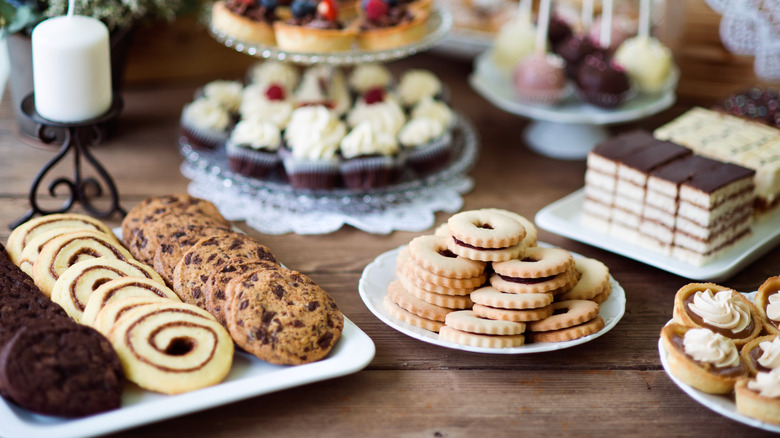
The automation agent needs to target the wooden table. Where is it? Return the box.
[2,53,779,437]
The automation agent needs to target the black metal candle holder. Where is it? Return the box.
[10,93,127,230]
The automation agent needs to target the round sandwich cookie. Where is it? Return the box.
[407,235,485,279]
[446,210,526,262]
[0,321,123,417]
[383,295,445,333]
[439,326,526,348]
[557,258,610,301]
[444,310,526,336]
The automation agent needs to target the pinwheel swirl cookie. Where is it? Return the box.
[672,283,762,349]
[107,301,234,395]
[81,277,181,327]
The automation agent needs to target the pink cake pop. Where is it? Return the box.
[513,0,567,106]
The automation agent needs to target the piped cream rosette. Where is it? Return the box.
[107,301,234,394]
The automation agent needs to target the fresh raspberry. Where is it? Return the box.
[317,0,338,21]
[364,0,388,21]
[363,87,384,104]
[265,84,285,101]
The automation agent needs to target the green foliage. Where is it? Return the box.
[1,0,201,34]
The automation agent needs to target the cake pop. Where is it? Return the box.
[614,0,675,93]
[588,15,636,51]
[491,0,536,74]
[575,51,630,108]
[512,0,566,106]
[547,14,573,47]
[554,34,600,77]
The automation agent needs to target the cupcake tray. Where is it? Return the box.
[206,4,453,65]
[178,112,479,235]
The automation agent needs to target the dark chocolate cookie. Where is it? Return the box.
[0,321,123,417]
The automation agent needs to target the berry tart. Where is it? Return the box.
[356,0,428,51]
[274,0,358,52]
[212,0,279,45]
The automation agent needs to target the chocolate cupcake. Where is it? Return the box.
[339,122,401,190]
[398,116,452,174]
[226,119,282,179]
[180,97,231,149]
[281,105,346,190]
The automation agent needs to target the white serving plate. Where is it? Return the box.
[0,316,374,438]
[658,291,780,433]
[535,188,780,282]
[358,244,625,354]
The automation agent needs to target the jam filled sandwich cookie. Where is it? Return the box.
[526,300,604,343]
[445,210,527,262]
[439,311,526,348]
[661,323,748,394]
[490,247,576,294]
[557,258,611,302]
[384,280,450,332]
[672,283,762,349]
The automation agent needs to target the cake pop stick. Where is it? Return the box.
[638,0,650,38]
[600,0,614,49]
[536,0,552,54]
[519,0,532,24]
[581,0,594,33]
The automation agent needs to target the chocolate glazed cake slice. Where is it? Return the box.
[672,162,756,265]
[610,141,692,242]
[639,155,724,255]
[583,130,659,232]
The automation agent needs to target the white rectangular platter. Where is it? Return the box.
[0,316,374,438]
[535,188,780,282]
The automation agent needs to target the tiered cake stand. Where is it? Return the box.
[183,6,479,235]
[469,51,677,160]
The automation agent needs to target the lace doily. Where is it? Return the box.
[706,0,780,81]
[179,114,479,235]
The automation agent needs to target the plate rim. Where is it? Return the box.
[657,293,780,433]
[358,243,626,354]
[0,316,374,438]
[534,188,780,282]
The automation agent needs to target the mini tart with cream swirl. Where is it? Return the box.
[736,369,780,425]
[672,283,762,349]
[660,323,748,394]
[741,335,780,377]
[755,275,780,335]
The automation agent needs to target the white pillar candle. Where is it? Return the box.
[31,15,112,122]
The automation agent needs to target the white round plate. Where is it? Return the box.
[658,292,780,433]
[358,243,626,354]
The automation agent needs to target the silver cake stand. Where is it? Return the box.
[469,51,677,160]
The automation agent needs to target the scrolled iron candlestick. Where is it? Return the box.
[10,93,126,229]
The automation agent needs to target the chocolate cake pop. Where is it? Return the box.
[547,14,572,47]
[513,53,567,105]
[554,34,600,77]
[575,51,630,108]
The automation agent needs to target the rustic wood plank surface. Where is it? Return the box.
[1,50,779,438]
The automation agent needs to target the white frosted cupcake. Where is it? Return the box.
[346,93,406,136]
[398,116,452,174]
[248,61,300,95]
[201,80,243,114]
[339,122,401,190]
[281,105,346,190]
[180,97,231,149]
[226,119,282,179]
[397,69,443,108]
[295,65,352,117]
[239,83,294,129]
[348,64,393,95]
[410,97,455,129]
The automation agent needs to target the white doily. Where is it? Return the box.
[178,114,479,235]
[706,0,780,81]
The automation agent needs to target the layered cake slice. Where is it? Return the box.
[672,162,756,265]
[639,155,724,255]
[582,130,658,232]
[611,140,691,242]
